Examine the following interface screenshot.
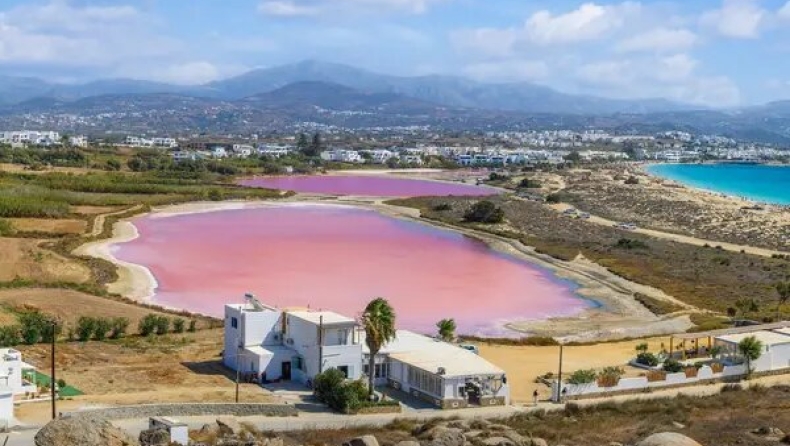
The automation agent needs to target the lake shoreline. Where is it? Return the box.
[75,194,692,342]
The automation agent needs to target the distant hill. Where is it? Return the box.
[0,60,695,115]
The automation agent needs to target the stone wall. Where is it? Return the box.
[66,403,297,421]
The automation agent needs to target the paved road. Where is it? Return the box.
[7,374,790,446]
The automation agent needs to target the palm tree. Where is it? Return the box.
[361,298,396,398]
[436,319,457,342]
[737,335,764,376]
[775,282,790,321]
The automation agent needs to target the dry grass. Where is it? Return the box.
[15,329,275,424]
[0,237,91,283]
[0,288,205,330]
[8,218,87,235]
[70,205,119,215]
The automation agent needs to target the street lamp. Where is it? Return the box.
[48,318,61,420]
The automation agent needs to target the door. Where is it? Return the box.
[281,361,292,380]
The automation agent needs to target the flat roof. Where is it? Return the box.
[287,310,356,326]
[673,321,790,340]
[243,345,293,357]
[378,331,504,378]
[716,330,790,346]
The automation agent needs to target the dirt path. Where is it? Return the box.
[547,202,788,258]
[83,204,143,238]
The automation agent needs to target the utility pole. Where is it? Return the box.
[318,316,324,375]
[235,344,241,403]
[50,319,57,420]
[555,343,564,403]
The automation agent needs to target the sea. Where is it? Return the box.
[646,163,790,206]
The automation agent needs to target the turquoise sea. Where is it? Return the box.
[646,163,790,205]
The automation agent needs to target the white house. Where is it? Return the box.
[0,349,37,396]
[232,144,254,159]
[320,149,363,163]
[223,295,509,409]
[210,147,228,158]
[714,329,790,372]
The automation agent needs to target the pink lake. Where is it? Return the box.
[112,205,592,336]
[239,175,498,197]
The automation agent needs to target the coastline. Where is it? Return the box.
[77,195,694,342]
[643,162,790,207]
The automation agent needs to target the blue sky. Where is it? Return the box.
[2,0,790,107]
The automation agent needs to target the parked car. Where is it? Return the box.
[459,344,480,355]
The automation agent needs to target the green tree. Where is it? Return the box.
[18,311,46,345]
[296,133,309,152]
[76,317,97,342]
[187,320,197,333]
[105,159,122,171]
[154,316,170,335]
[109,317,130,339]
[172,318,185,333]
[361,298,397,398]
[775,282,790,320]
[464,200,505,224]
[138,314,159,336]
[635,343,649,354]
[564,151,582,163]
[93,318,112,341]
[735,298,759,319]
[0,326,21,347]
[738,335,764,375]
[436,318,456,342]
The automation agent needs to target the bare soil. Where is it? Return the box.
[0,237,91,283]
[8,218,87,235]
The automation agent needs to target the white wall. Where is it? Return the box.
[771,344,790,370]
[0,390,12,428]
[285,316,363,382]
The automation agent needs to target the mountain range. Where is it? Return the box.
[0,60,693,115]
[2,60,790,143]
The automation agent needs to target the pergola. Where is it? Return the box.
[669,321,790,360]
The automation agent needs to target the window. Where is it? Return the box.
[231,317,238,329]
[294,356,304,371]
[337,329,349,345]
[338,365,349,378]
[407,366,442,397]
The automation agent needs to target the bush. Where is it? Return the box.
[546,193,563,204]
[0,325,21,347]
[18,311,48,345]
[93,318,112,341]
[154,316,170,335]
[488,172,509,182]
[663,358,683,373]
[139,314,159,336]
[0,219,13,236]
[187,320,197,332]
[615,238,649,250]
[636,352,659,367]
[432,203,452,211]
[76,316,97,342]
[173,318,185,333]
[464,200,504,224]
[568,369,597,385]
[313,369,370,413]
[518,178,542,189]
[109,317,129,339]
[57,379,66,389]
[624,176,640,185]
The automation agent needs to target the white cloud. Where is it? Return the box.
[0,1,179,66]
[700,0,765,38]
[779,1,790,20]
[525,2,638,45]
[257,0,445,17]
[575,54,739,106]
[616,28,698,53]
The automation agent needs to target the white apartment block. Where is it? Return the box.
[0,131,60,146]
[223,295,509,409]
[320,149,363,163]
[232,144,254,158]
[124,136,177,148]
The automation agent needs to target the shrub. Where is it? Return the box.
[313,369,370,413]
[432,203,452,211]
[57,379,66,389]
[546,193,563,204]
[93,318,112,341]
[488,172,509,182]
[568,369,597,385]
[636,352,659,367]
[0,325,21,347]
[18,311,47,345]
[76,316,97,342]
[464,200,504,224]
[154,316,170,335]
[663,358,683,373]
[0,219,13,236]
[624,176,640,185]
[187,320,197,332]
[615,238,649,250]
[518,178,542,189]
[173,318,185,333]
[598,366,625,387]
[138,314,159,336]
[109,317,129,339]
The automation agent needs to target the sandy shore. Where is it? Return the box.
[75,195,693,342]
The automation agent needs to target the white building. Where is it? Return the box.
[223,295,509,409]
[69,135,88,148]
[714,328,790,372]
[210,147,228,158]
[320,149,363,163]
[0,349,37,396]
[0,131,60,146]
[232,144,254,159]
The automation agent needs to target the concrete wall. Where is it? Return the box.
[67,403,298,421]
[0,390,12,428]
[555,364,749,399]
[771,344,790,370]
[286,316,362,383]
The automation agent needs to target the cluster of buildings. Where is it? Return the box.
[123,136,178,148]
[0,130,87,148]
[223,295,509,409]
[0,349,39,427]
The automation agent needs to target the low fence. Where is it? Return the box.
[553,364,748,400]
[66,403,298,420]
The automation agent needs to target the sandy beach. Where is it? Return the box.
[75,194,693,342]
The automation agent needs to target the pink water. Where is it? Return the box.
[112,205,592,336]
[239,175,498,197]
